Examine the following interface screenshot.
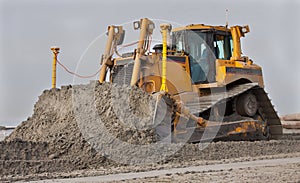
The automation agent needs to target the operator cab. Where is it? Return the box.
[171,25,233,84]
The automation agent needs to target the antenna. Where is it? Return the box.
[225,9,229,28]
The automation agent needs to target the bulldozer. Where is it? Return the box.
[98,18,282,143]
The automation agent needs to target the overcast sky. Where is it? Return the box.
[0,0,299,126]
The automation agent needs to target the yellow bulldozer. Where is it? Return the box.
[98,18,282,142]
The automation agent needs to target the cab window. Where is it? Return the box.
[214,35,232,60]
[172,31,186,52]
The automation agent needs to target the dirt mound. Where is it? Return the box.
[6,83,107,167]
[73,81,157,146]
[7,81,156,145]
[4,81,157,175]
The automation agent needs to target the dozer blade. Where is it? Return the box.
[152,92,173,143]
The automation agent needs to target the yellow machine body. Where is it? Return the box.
[100,18,282,141]
[113,24,263,96]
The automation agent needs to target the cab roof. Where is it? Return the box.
[172,24,230,32]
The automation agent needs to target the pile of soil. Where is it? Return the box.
[3,81,158,176]
[5,83,108,169]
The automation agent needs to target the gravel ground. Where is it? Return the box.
[1,139,300,182]
[22,155,300,182]
[122,161,300,183]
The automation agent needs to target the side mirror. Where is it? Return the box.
[133,21,140,30]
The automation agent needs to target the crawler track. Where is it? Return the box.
[183,83,282,139]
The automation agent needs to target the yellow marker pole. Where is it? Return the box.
[160,24,171,92]
[50,47,60,89]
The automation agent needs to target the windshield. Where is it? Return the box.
[186,31,210,61]
[172,30,216,83]
[188,30,215,83]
